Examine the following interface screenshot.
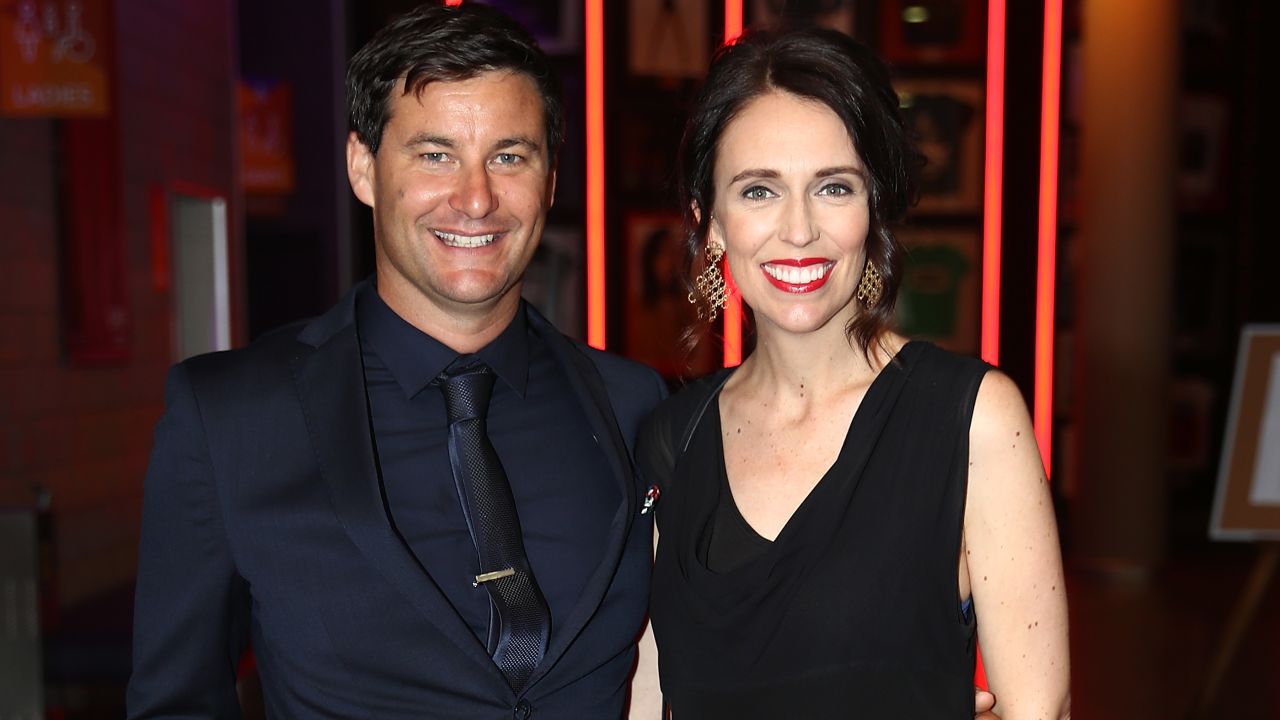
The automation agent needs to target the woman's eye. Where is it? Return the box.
[818,183,853,196]
[742,186,774,200]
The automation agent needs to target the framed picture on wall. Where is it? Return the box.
[628,0,709,79]
[748,0,858,36]
[1169,376,1216,476]
[895,225,981,355]
[1173,227,1229,357]
[895,78,984,215]
[1210,325,1280,540]
[879,0,985,66]
[1178,93,1230,214]
[624,212,718,378]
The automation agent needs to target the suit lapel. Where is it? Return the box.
[525,309,637,688]
[289,287,508,696]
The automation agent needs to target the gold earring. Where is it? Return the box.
[856,261,883,307]
[688,242,728,322]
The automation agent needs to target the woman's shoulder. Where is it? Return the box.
[899,340,992,390]
[635,368,734,487]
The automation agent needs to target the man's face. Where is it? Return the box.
[348,70,555,332]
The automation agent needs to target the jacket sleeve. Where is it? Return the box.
[127,362,250,719]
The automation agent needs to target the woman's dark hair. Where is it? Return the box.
[346,3,564,160]
[678,26,921,359]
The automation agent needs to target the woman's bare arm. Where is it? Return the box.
[965,371,1071,719]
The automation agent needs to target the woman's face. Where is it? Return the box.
[707,90,871,338]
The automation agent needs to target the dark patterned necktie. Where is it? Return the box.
[438,357,550,694]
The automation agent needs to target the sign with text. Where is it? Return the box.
[0,0,111,116]
[239,80,294,195]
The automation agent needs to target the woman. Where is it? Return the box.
[636,26,1070,719]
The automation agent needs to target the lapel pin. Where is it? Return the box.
[640,484,660,515]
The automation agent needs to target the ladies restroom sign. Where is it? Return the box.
[0,0,110,116]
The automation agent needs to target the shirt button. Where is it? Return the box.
[514,699,532,719]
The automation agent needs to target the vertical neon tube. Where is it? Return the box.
[585,0,606,349]
[724,0,743,42]
[1035,0,1063,476]
[981,0,1006,366]
[974,2,1009,691]
[722,0,744,367]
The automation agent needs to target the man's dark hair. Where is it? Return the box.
[677,26,922,359]
[346,2,564,159]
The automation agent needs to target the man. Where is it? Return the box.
[128,4,665,718]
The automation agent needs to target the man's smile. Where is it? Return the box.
[433,229,501,248]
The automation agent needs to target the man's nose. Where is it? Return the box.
[450,164,497,218]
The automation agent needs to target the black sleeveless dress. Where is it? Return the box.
[637,342,990,718]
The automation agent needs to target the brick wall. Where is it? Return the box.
[0,0,237,609]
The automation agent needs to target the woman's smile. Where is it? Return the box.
[760,258,836,293]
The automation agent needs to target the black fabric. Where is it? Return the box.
[438,359,551,693]
[705,457,772,573]
[638,342,991,719]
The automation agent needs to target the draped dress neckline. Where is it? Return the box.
[666,341,923,665]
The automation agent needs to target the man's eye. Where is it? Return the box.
[742,186,773,200]
[493,153,523,165]
[421,152,450,163]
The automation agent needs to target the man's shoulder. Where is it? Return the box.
[181,284,360,384]
[572,341,663,386]
[180,318,312,379]
[530,322,668,433]
[524,304,664,392]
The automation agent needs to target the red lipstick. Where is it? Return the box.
[760,258,834,294]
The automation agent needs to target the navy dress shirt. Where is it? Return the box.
[356,284,618,647]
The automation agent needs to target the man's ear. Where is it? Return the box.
[545,164,557,210]
[346,131,376,208]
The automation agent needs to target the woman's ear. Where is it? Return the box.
[706,229,725,256]
[704,216,725,256]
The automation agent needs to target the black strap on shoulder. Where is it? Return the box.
[676,368,734,456]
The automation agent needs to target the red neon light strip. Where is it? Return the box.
[980,0,1006,366]
[724,0,743,42]
[722,0,744,367]
[1034,0,1063,476]
[585,0,606,349]
[973,1,1008,691]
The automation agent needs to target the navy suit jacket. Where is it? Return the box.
[128,283,667,719]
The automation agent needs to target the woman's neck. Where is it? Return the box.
[731,319,899,411]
